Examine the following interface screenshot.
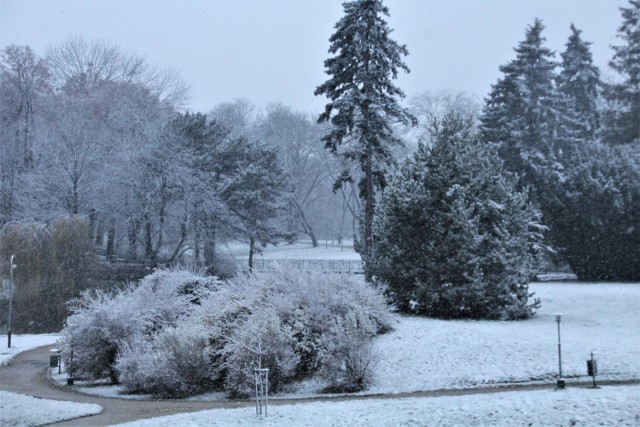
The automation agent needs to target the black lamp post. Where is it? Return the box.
[7,255,16,348]
[555,313,565,388]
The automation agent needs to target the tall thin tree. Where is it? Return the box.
[315,0,416,263]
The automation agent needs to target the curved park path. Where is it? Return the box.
[1,345,638,426]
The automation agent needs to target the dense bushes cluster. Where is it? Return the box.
[60,269,392,398]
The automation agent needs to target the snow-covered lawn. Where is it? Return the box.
[0,334,59,365]
[112,385,640,426]
[0,391,102,427]
[2,281,639,426]
[48,282,639,401]
[371,282,640,394]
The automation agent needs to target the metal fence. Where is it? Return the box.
[238,259,363,274]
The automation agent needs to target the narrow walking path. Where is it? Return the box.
[1,345,637,426]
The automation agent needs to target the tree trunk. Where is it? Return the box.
[248,237,255,273]
[127,219,139,259]
[106,219,116,260]
[363,149,374,262]
[203,215,216,268]
[144,212,155,267]
[292,196,318,247]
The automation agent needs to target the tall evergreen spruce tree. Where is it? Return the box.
[480,19,563,201]
[370,114,543,320]
[602,0,640,145]
[315,0,416,263]
[558,24,601,145]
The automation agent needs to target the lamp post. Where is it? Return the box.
[7,255,16,348]
[555,313,564,388]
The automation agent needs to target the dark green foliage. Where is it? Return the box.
[557,24,601,144]
[369,114,544,320]
[174,112,290,272]
[545,141,640,281]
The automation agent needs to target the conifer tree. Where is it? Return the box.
[370,114,543,320]
[602,0,640,145]
[480,19,563,200]
[315,0,416,262]
[557,24,601,144]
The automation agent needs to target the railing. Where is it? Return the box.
[237,259,363,274]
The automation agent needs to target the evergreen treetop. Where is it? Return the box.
[558,24,601,143]
[602,0,640,145]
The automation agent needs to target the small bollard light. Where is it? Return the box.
[555,314,565,389]
[587,351,600,388]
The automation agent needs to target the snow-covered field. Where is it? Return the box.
[371,282,640,394]
[1,241,638,426]
[0,391,102,427]
[0,335,102,426]
[111,385,640,426]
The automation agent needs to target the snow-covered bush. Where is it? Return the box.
[221,308,299,397]
[319,308,379,393]
[64,267,390,396]
[116,323,214,398]
[195,269,392,395]
[60,269,219,384]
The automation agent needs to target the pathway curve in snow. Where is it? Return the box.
[1,345,637,426]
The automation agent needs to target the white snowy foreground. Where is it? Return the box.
[113,385,640,427]
[1,282,639,426]
[0,391,102,427]
[0,334,59,365]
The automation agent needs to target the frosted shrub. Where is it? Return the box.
[65,268,391,397]
[116,324,213,398]
[61,288,139,383]
[61,269,219,384]
[195,269,392,396]
[319,308,379,393]
[221,308,299,397]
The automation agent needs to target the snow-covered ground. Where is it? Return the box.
[0,335,101,427]
[371,282,640,394]
[112,385,640,426]
[1,242,638,427]
[0,391,102,427]
[0,334,59,365]
[43,281,640,399]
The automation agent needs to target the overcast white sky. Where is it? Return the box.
[0,0,629,114]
